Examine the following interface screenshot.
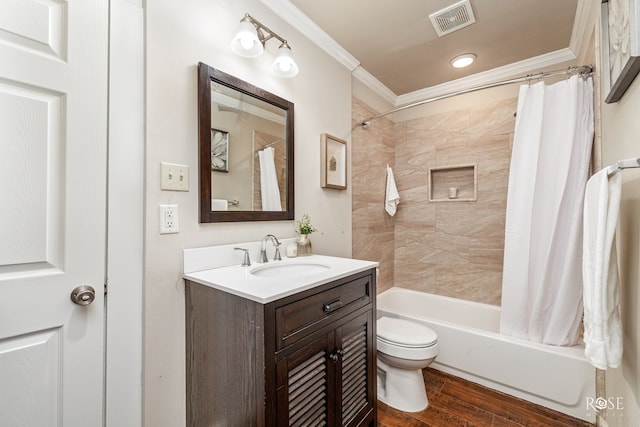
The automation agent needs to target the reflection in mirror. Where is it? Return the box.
[198,62,294,223]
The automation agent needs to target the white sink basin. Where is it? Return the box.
[183,253,378,303]
[250,261,330,278]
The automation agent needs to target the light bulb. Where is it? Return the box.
[230,19,263,57]
[240,36,254,50]
[271,42,298,78]
[278,61,291,72]
[450,53,476,68]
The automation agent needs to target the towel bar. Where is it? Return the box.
[607,157,640,177]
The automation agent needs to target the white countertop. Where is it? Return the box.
[183,254,378,304]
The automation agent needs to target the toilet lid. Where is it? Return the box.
[377,316,437,347]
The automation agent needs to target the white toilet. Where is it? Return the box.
[376,316,439,412]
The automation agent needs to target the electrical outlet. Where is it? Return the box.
[159,204,179,234]
[161,162,189,191]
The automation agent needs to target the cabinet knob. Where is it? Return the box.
[328,349,344,363]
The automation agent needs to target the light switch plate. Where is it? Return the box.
[161,162,189,191]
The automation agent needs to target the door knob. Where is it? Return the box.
[70,285,96,306]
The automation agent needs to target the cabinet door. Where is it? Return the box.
[336,311,375,427]
[276,333,336,426]
[276,310,376,427]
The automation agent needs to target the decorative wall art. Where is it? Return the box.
[320,133,347,190]
[211,129,229,172]
[601,0,640,103]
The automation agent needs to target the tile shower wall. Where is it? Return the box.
[351,97,395,293]
[352,95,517,305]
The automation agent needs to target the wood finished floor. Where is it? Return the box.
[377,368,593,427]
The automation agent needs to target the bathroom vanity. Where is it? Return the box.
[184,253,377,426]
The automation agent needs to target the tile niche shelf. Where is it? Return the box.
[428,164,477,202]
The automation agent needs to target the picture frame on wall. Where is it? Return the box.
[320,133,347,190]
[211,129,229,172]
[601,0,640,103]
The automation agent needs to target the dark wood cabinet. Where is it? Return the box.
[186,268,377,427]
[276,310,374,426]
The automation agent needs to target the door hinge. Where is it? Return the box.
[104,282,108,296]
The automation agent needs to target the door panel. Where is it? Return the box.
[0,80,63,273]
[0,0,108,425]
[0,0,66,60]
[0,328,62,426]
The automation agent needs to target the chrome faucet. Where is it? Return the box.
[260,234,282,263]
[234,247,251,266]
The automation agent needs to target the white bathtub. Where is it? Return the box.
[377,287,595,422]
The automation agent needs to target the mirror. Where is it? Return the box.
[198,62,294,222]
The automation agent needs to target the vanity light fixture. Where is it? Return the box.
[231,13,299,78]
[230,16,264,57]
[450,53,476,68]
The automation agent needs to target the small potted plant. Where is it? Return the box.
[295,213,317,256]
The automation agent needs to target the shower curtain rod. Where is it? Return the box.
[360,65,593,128]
[254,138,284,153]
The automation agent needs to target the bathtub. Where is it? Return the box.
[377,287,595,422]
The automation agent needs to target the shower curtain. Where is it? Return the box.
[500,75,594,346]
[258,147,282,211]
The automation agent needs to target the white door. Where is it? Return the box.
[0,0,108,426]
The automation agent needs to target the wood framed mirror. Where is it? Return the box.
[198,62,294,222]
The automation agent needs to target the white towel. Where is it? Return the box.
[258,147,282,211]
[582,166,623,369]
[211,199,228,211]
[385,165,400,216]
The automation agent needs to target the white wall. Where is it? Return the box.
[599,5,640,426]
[144,0,352,425]
[600,59,640,427]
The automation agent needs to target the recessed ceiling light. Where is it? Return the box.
[450,53,476,68]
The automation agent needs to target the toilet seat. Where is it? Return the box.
[377,316,438,360]
[376,316,439,412]
[377,317,437,347]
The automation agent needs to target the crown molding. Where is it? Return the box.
[396,48,577,106]
[262,0,593,108]
[259,0,360,71]
[351,66,398,105]
[569,0,599,61]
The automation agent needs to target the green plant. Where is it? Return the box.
[296,213,317,235]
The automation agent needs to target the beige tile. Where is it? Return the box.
[435,264,502,305]
[353,94,517,305]
[470,235,504,271]
[352,97,395,293]
[394,200,436,226]
[407,108,472,134]
[466,208,505,235]
[466,97,518,137]
[394,263,436,293]
[394,228,437,254]
[434,203,482,235]
[434,136,482,166]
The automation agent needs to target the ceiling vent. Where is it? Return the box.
[429,0,476,37]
